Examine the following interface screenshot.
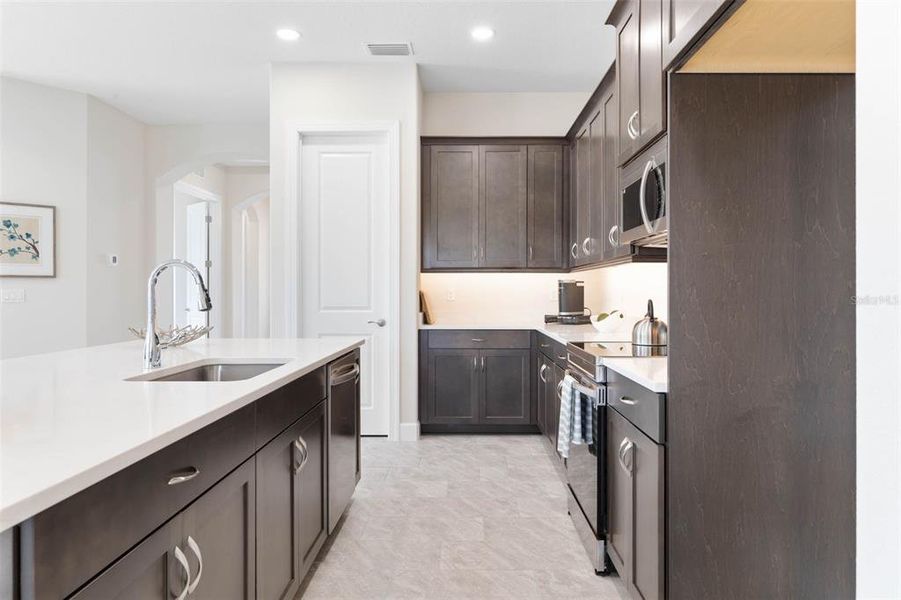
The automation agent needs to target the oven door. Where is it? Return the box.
[565,374,606,538]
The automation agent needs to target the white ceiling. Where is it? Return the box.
[1,1,616,125]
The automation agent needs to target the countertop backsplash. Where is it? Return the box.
[419,262,668,328]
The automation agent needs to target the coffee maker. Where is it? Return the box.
[545,280,592,325]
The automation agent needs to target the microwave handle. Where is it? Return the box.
[639,159,658,234]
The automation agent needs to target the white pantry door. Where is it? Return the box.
[300,133,390,435]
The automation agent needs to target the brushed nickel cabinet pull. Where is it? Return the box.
[168,467,200,486]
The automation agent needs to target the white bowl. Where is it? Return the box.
[591,314,625,334]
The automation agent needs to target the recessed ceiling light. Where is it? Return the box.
[276,28,301,42]
[471,26,495,42]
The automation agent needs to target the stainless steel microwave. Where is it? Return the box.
[620,137,668,247]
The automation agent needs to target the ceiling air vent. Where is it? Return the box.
[365,43,414,57]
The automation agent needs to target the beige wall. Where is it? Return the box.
[422,92,589,137]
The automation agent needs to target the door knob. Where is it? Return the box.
[368,319,386,327]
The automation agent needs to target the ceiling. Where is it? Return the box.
[1,1,616,125]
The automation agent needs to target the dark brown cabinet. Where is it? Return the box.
[424,145,480,269]
[609,0,666,166]
[422,140,567,272]
[255,401,328,600]
[420,330,533,431]
[480,145,528,268]
[479,349,531,425]
[73,460,256,600]
[527,145,565,268]
[571,127,590,266]
[607,407,664,600]
[601,84,630,261]
[661,0,732,68]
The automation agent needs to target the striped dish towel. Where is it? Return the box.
[557,374,591,459]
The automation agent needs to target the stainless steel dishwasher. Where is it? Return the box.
[327,349,361,533]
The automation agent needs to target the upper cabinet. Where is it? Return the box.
[422,139,567,272]
[661,0,733,68]
[609,0,667,166]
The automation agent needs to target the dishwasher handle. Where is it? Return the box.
[330,362,360,386]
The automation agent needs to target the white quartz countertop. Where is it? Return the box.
[0,337,363,531]
[601,357,668,393]
[420,318,668,393]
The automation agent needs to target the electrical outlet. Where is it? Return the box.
[1,288,25,303]
[446,290,456,302]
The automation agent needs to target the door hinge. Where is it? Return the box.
[205,215,213,224]
[204,260,212,268]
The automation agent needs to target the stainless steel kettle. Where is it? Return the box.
[632,299,668,349]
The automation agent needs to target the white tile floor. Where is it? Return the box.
[298,435,626,599]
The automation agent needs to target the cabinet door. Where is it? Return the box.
[588,108,604,264]
[181,459,256,600]
[480,145,528,268]
[296,401,329,579]
[71,514,184,600]
[479,349,531,425]
[426,145,479,269]
[426,348,480,424]
[536,354,549,434]
[256,420,304,600]
[617,2,641,164]
[662,0,731,68]
[573,128,591,266]
[602,87,631,261]
[527,145,564,268]
[630,421,665,600]
[639,0,666,146]
[606,407,632,578]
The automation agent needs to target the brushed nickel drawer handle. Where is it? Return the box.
[168,467,200,486]
[186,536,203,594]
[172,545,191,600]
[619,395,638,405]
[471,338,485,342]
[570,242,578,259]
[293,437,309,474]
[539,364,548,383]
[627,110,639,140]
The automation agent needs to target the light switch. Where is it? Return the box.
[446,289,456,302]
[1,288,25,303]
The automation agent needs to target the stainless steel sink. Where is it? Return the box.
[140,362,285,382]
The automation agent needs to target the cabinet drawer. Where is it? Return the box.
[536,332,568,366]
[428,330,530,349]
[19,403,256,600]
[255,366,327,451]
[607,369,666,443]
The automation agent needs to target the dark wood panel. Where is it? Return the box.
[613,1,640,164]
[573,127,590,265]
[182,459,256,600]
[480,145,528,268]
[527,145,564,268]
[427,329,531,350]
[638,0,666,146]
[588,108,604,263]
[296,401,328,579]
[426,145,479,269]
[667,73,855,599]
[255,367,327,451]
[479,349,531,425]
[426,348,480,424]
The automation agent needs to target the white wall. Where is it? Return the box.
[857,1,901,597]
[269,62,420,438]
[85,97,146,346]
[0,78,145,358]
[0,78,88,358]
[422,92,590,137]
[145,124,267,328]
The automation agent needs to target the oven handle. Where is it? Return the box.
[563,369,601,405]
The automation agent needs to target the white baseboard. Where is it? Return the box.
[399,421,421,442]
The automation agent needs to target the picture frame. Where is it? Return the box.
[0,202,56,277]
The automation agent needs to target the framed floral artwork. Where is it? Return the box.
[0,202,55,277]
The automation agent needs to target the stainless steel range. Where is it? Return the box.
[562,341,635,575]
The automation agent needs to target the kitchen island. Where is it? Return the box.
[0,337,363,599]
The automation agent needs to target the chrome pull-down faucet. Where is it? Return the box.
[143,259,212,369]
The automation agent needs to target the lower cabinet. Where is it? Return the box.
[72,459,256,600]
[607,407,664,600]
[420,331,532,430]
[256,401,328,600]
